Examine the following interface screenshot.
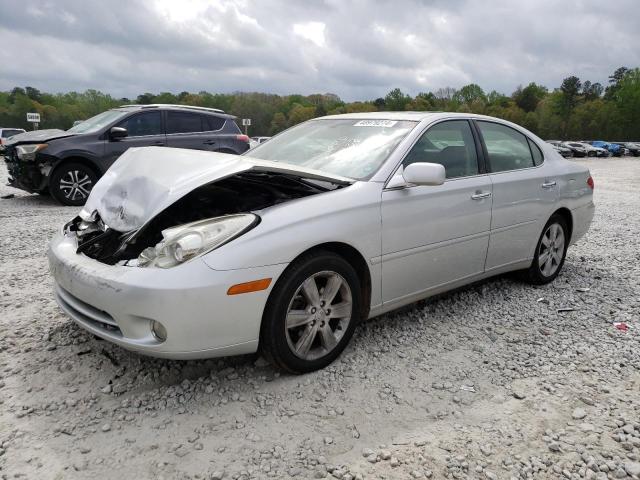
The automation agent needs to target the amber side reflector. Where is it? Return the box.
[227,278,272,295]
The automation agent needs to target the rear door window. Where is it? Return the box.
[117,112,163,137]
[167,112,204,134]
[477,121,535,172]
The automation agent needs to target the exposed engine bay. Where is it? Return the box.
[65,172,342,265]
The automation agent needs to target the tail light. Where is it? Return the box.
[0,139,3,145]
[587,176,594,190]
[236,134,250,143]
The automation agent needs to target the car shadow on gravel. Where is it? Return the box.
[45,270,533,395]
[1,191,66,208]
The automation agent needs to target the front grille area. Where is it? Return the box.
[55,286,122,336]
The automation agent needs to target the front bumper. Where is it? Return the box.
[48,231,287,359]
[4,155,48,193]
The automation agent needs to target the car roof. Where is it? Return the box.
[319,111,527,123]
[113,104,235,119]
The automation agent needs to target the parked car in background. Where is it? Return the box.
[249,136,271,149]
[0,128,26,152]
[590,145,610,157]
[591,140,622,156]
[561,142,588,157]
[49,112,594,372]
[546,141,572,158]
[4,104,250,206]
[615,142,639,156]
[568,141,603,157]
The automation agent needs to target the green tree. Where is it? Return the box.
[604,66,630,100]
[287,103,316,126]
[270,112,287,135]
[513,82,547,112]
[454,83,486,105]
[615,68,640,139]
[384,88,411,111]
[582,81,603,101]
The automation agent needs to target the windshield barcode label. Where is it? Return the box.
[353,120,398,127]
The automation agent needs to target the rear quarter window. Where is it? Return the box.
[528,138,544,166]
[203,115,225,131]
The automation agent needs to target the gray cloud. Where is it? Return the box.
[0,0,638,101]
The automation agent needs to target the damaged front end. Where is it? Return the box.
[64,148,352,268]
[68,170,345,267]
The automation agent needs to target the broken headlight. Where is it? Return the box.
[135,214,258,268]
[16,144,48,161]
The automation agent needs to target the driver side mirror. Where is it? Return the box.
[109,126,128,140]
[388,162,445,188]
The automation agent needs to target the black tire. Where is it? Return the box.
[260,251,362,374]
[521,214,569,285]
[49,162,98,206]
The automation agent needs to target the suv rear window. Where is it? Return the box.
[167,112,203,134]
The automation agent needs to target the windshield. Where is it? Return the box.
[67,109,130,134]
[245,119,417,179]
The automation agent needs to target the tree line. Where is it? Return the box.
[1,66,639,141]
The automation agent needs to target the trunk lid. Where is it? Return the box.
[81,146,352,232]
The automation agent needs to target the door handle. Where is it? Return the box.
[151,141,164,146]
[471,191,492,200]
[203,140,217,145]
[542,181,557,189]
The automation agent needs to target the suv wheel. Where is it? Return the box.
[50,162,97,206]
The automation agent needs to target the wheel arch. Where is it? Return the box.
[277,242,372,322]
[551,207,573,243]
[50,156,102,180]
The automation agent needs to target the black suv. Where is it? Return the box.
[4,104,250,205]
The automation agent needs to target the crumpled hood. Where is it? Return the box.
[5,128,76,145]
[80,146,352,232]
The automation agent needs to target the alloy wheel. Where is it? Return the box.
[285,271,353,361]
[538,222,565,277]
[59,170,93,201]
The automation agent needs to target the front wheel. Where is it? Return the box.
[260,252,361,373]
[49,162,98,206]
[521,214,569,284]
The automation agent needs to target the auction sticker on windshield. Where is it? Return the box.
[353,120,398,127]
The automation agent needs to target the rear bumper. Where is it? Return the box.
[48,231,287,359]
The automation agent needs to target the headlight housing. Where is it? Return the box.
[136,214,258,268]
[16,144,48,161]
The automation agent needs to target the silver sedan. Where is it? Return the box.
[48,112,594,373]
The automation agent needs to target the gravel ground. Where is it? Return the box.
[1,158,639,480]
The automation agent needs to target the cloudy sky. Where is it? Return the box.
[1,0,638,101]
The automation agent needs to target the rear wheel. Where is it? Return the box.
[521,214,569,284]
[260,252,361,373]
[49,162,98,206]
